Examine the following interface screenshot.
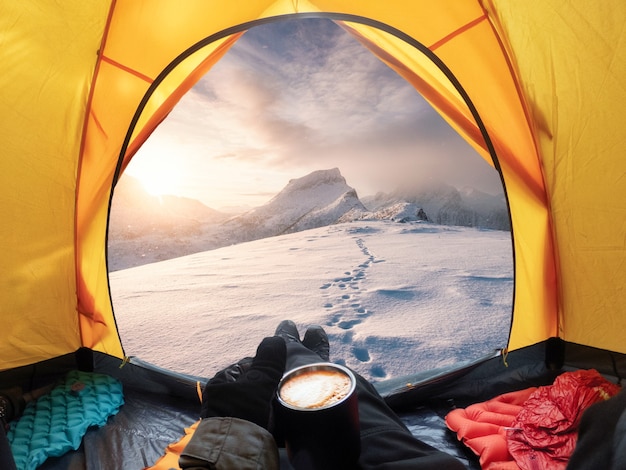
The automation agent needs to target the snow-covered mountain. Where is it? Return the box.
[362,180,509,231]
[108,176,231,270]
[108,169,508,270]
[341,201,429,224]
[108,169,367,270]
[222,168,367,238]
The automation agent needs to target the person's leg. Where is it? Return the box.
[274,321,354,469]
[302,325,330,362]
[275,320,323,370]
[274,321,465,470]
[354,376,465,469]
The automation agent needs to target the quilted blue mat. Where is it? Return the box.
[7,370,124,470]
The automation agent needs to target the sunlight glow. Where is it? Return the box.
[125,151,184,197]
[141,169,179,196]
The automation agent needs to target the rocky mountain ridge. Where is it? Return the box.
[108,168,508,270]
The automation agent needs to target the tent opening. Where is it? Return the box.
[107,17,513,384]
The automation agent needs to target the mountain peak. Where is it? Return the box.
[235,168,365,236]
[284,167,345,192]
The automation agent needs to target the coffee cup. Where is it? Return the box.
[274,363,360,468]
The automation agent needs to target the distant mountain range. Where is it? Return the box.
[108,168,509,270]
[362,181,510,231]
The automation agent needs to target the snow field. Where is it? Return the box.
[110,220,513,383]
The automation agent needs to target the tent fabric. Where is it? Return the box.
[1,1,625,371]
[483,0,626,355]
[145,420,199,470]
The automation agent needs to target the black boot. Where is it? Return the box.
[303,325,330,361]
[274,320,301,344]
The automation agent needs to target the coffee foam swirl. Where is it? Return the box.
[280,369,351,409]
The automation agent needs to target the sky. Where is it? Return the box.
[125,18,503,211]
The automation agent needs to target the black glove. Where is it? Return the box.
[200,336,286,429]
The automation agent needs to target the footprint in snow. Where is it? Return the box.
[352,347,370,362]
[338,319,361,330]
[319,237,383,339]
[370,365,387,379]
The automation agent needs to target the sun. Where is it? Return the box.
[125,152,184,197]
[139,167,180,196]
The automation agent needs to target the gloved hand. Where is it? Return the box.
[200,336,286,429]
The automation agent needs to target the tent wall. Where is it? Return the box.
[1,0,624,371]
[77,0,554,361]
[485,1,626,353]
[0,1,112,369]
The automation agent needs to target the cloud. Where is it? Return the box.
[135,18,503,207]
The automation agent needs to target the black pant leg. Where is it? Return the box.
[284,342,464,470]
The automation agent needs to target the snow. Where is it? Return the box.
[109,220,513,384]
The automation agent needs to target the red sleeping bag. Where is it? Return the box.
[446,369,620,470]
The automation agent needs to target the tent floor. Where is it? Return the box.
[11,340,623,469]
[36,385,479,469]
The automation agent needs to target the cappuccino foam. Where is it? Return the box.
[280,369,351,409]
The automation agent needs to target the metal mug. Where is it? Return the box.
[274,362,360,469]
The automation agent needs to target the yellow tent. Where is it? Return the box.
[2,1,625,468]
[2,0,624,371]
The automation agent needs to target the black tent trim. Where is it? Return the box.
[106,11,517,364]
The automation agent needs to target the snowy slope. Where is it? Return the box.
[110,220,513,384]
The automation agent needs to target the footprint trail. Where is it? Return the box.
[319,235,388,378]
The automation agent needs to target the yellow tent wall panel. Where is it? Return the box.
[486,0,626,353]
[1,0,624,370]
[0,1,112,369]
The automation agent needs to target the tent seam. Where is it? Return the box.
[479,0,560,341]
[101,55,154,84]
[429,14,487,51]
[74,0,125,357]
